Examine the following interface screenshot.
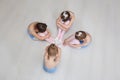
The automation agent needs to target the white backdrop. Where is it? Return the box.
[0,0,120,80]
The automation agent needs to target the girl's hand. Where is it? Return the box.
[63,40,68,46]
[46,33,50,38]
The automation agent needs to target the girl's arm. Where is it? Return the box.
[57,22,68,31]
[44,29,51,39]
[69,43,81,48]
[57,23,67,31]
[35,29,51,40]
[64,34,75,42]
[55,47,61,64]
[29,23,45,40]
[44,46,49,62]
[32,31,45,40]
[56,18,67,31]
[66,11,75,28]
[63,34,75,45]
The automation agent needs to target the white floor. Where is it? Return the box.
[0,0,120,80]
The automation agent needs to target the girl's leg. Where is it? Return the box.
[55,28,65,45]
[49,37,55,43]
[59,30,65,41]
[45,37,54,43]
[56,28,62,39]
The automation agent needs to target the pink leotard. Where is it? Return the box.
[38,31,48,37]
[70,39,80,44]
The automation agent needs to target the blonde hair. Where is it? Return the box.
[48,44,58,58]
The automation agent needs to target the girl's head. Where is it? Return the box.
[35,23,47,33]
[48,44,58,57]
[60,11,71,22]
[75,31,87,41]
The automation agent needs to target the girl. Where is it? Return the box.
[55,11,75,44]
[43,44,61,73]
[28,22,54,43]
[63,31,92,48]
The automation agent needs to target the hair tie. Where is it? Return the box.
[63,12,68,18]
[78,32,82,36]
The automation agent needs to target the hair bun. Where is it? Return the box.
[48,43,58,57]
[77,32,82,36]
[63,11,68,18]
[50,44,56,49]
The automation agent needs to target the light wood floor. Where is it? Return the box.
[0,0,120,80]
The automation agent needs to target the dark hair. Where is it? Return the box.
[60,11,71,22]
[48,44,58,57]
[75,31,87,40]
[35,23,47,33]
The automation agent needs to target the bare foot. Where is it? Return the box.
[63,41,67,46]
